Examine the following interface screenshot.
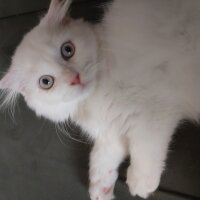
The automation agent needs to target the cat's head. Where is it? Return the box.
[0,0,99,122]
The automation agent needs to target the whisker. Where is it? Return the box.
[84,63,99,78]
[84,61,99,74]
[0,89,19,122]
[66,119,76,132]
[56,121,88,144]
[55,124,67,145]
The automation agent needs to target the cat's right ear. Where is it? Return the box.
[41,0,72,27]
[0,72,12,90]
[0,80,3,89]
[0,70,22,93]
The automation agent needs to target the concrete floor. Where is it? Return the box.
[0,0,200,199]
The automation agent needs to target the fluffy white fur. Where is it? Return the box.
[1,0,200,199]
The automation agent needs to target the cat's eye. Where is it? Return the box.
[39,75,54,90]
[61,41,75,60]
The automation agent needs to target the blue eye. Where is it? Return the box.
[61,42,75,60]
[39,75,54,90]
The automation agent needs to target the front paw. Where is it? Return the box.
[126,166,160,199]
[89,170,117,200]
[89,181,115,200]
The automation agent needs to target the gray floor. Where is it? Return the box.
[0,1,200,200]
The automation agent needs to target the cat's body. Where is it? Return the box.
[1,0,200,199]
[78,0,200,134]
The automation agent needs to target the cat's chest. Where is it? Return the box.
[76,97,113,138]
[75,88,137,139]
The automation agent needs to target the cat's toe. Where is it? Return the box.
[89,169,118,200]
[89,182,115,200]
[126,167,160,199]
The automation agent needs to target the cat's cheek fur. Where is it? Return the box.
[25,97,78,123]
[24,80,96,122]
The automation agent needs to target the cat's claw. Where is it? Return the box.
[126,167,160,199]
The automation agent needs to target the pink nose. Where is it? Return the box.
[70,73,81,85]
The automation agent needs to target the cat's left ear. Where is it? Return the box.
[41,0,72,27]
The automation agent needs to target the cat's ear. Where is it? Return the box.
[41,0,72,26]
[0,70,23,93]
[0,71,14,90]
[0,80,3,89]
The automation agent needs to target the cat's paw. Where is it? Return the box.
[89,169,117,200]
[126,167,160,199]
[89,182,115,200]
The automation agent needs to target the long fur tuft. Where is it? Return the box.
[0,89,19,120]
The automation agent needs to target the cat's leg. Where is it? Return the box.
[89,134,127,200]
[127,116,179,199]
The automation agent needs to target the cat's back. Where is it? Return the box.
[103,0,200,62]
[105,0,200,40]
[79,1,200,135]
[98,0,200,116]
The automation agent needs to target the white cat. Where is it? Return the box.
[1,0,200,199]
